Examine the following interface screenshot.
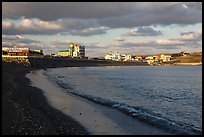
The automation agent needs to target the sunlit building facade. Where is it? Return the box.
[121,54,132,61]
[2,46,43,57]
[69,43,85,58]
[160,54,172,62]
[58,49,70,57]
[105,51,121,61]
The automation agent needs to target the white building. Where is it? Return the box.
[134,56,142,61]
[160,54,172,62]
[121,54,132,61]
[69,43,85,58]
[105,51,121,61]
[145,56,154,60]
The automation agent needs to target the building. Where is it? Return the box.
[160,54,172,62]
[145,56,154,60]
[134,56,143,61]
[57,43,85,58]
[105,51,121,61]
[2,46,43,57]
[144,56,154,64]
[69,43,85,58]
[2,46,29,56]
[105,52,134,61]
[58,49,70,57]
[121,54,132,61]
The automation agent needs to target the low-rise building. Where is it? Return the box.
[105,51,121,61]
[2,46,29,56]
[146,59,155,65]
[160,54,172,62]
[2,46,43,57]
[145,56,154,60]
[121,54,132,61]
[58,49,70,57]
[134,56,142,61]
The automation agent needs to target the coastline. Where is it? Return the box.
[173,62,202,66]
[2,62,174,135]
[2,62,89,135]
[2,62,201,135]
[26,69,176,135]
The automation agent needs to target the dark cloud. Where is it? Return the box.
[2,27,60,35]
[115,29,202,50]
[98,2,202,28]
[69,27,109,36]
[57,18,99,31]
[2,2,202,55]
[179,29,202,42]
[3,2,202,28]
[2,2,136,20]
[126,27,162,36]
[2,34,43,49]
[117,40,184,51]
[2,18,111,36]
[180,31,195,36]
[2,34,40,44]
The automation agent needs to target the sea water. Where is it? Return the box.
[43,66,202,134]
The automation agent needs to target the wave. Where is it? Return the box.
[44,72,202,135]
[74,95,201,135]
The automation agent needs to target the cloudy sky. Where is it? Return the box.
[2,2,202,57]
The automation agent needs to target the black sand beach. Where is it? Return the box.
[3,61,196,135]
[2,58,149,135]
[2,62,89,135]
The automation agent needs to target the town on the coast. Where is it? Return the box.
[2,43,202,66]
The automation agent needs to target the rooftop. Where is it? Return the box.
[59,49,69,52]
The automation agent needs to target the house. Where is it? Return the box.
[160,54,172,62]
[121,54,132,61]
[105,51,121,61]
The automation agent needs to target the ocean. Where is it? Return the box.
[43,65,202,134]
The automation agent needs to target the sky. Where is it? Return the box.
[2,2,202,57]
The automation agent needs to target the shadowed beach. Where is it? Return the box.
[2,61,201,135]
[2,62,178,135]
[2,62,89,135]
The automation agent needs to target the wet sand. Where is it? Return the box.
[26,69,176,135]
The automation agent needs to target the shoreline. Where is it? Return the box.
[2,62,89,135]
[173,62,202,66]
[26,68,177,135]
[2,62,173,135]
[2,62,201,135]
